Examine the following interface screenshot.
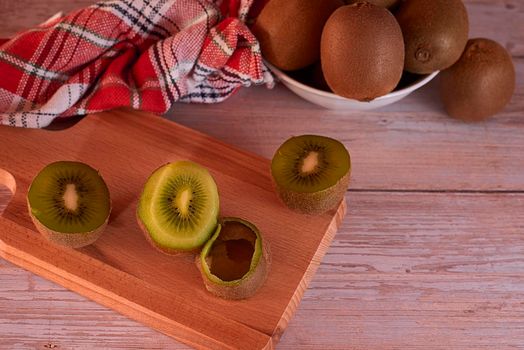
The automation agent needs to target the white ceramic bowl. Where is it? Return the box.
[267,62,439,110]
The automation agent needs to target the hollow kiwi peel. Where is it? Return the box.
[198,218,270,300]
[271,135,351,215]
[27,161,111,249]
[137,161,220,255]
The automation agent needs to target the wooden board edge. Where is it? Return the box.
[270,198,348,346]
[0,217,272,350]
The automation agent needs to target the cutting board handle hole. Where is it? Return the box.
[0,168,16,216]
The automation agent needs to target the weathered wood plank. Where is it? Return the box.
[168,69,524,192]
[0,0,95,37]
[2,191,524,349]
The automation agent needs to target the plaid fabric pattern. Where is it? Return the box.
[0,0,274,128]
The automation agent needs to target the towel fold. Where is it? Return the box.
[0,0,274,128]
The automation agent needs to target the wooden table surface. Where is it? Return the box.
[0,1,523,349]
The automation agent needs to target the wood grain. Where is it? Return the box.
[2,190,524,349]
[0,109,346,349]
[1,0,524,349]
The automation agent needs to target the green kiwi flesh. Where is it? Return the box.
[137,161,219,254]
[27,161,111,248]
[439,38,516,122]
[396,0,469,74]
[198,217,270,300]
[252,0,343,71]
[320,2,405,101]
[271,135,351,214]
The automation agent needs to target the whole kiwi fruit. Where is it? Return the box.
[320,2,405,101]
[252,0,343,71]
[396,0,469,74]
[440,38,516,122]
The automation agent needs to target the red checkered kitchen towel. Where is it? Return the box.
[0,0,274,128]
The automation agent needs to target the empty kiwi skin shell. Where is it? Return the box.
[321,2,405,101]
[396,0,469,74]
[252,0,343,71]
[440,38,516,122]
[197,218,270,300]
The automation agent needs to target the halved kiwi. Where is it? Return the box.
[137,161,220,254]
[271,135,351,215]
[198,218,270,300]
[27,161,111,248]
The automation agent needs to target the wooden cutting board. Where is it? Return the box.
[0,109,346,350]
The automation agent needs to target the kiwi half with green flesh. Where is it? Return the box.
[27,161,111,248]
[252,0,343,71]
[137,161,219,254]
[198,217,270,300]
[271,135,351,215]
[439,38,516,122]
[395,0,469,74]
[320,2,405,101]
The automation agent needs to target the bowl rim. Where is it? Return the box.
[265,61,439,102]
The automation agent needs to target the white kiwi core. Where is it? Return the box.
[63,184,79,211]
[175,187,193,216]
[301,151,319,174]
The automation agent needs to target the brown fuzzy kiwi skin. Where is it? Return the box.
[274,171,350,215]
[343,0,399,9]
[136,212,201,256]
[28,198,110,249]
[439,38,516,122]
[252,0,343,71]
[197,219,271,300]
[395,0,469,74]
[320,2,405,101]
